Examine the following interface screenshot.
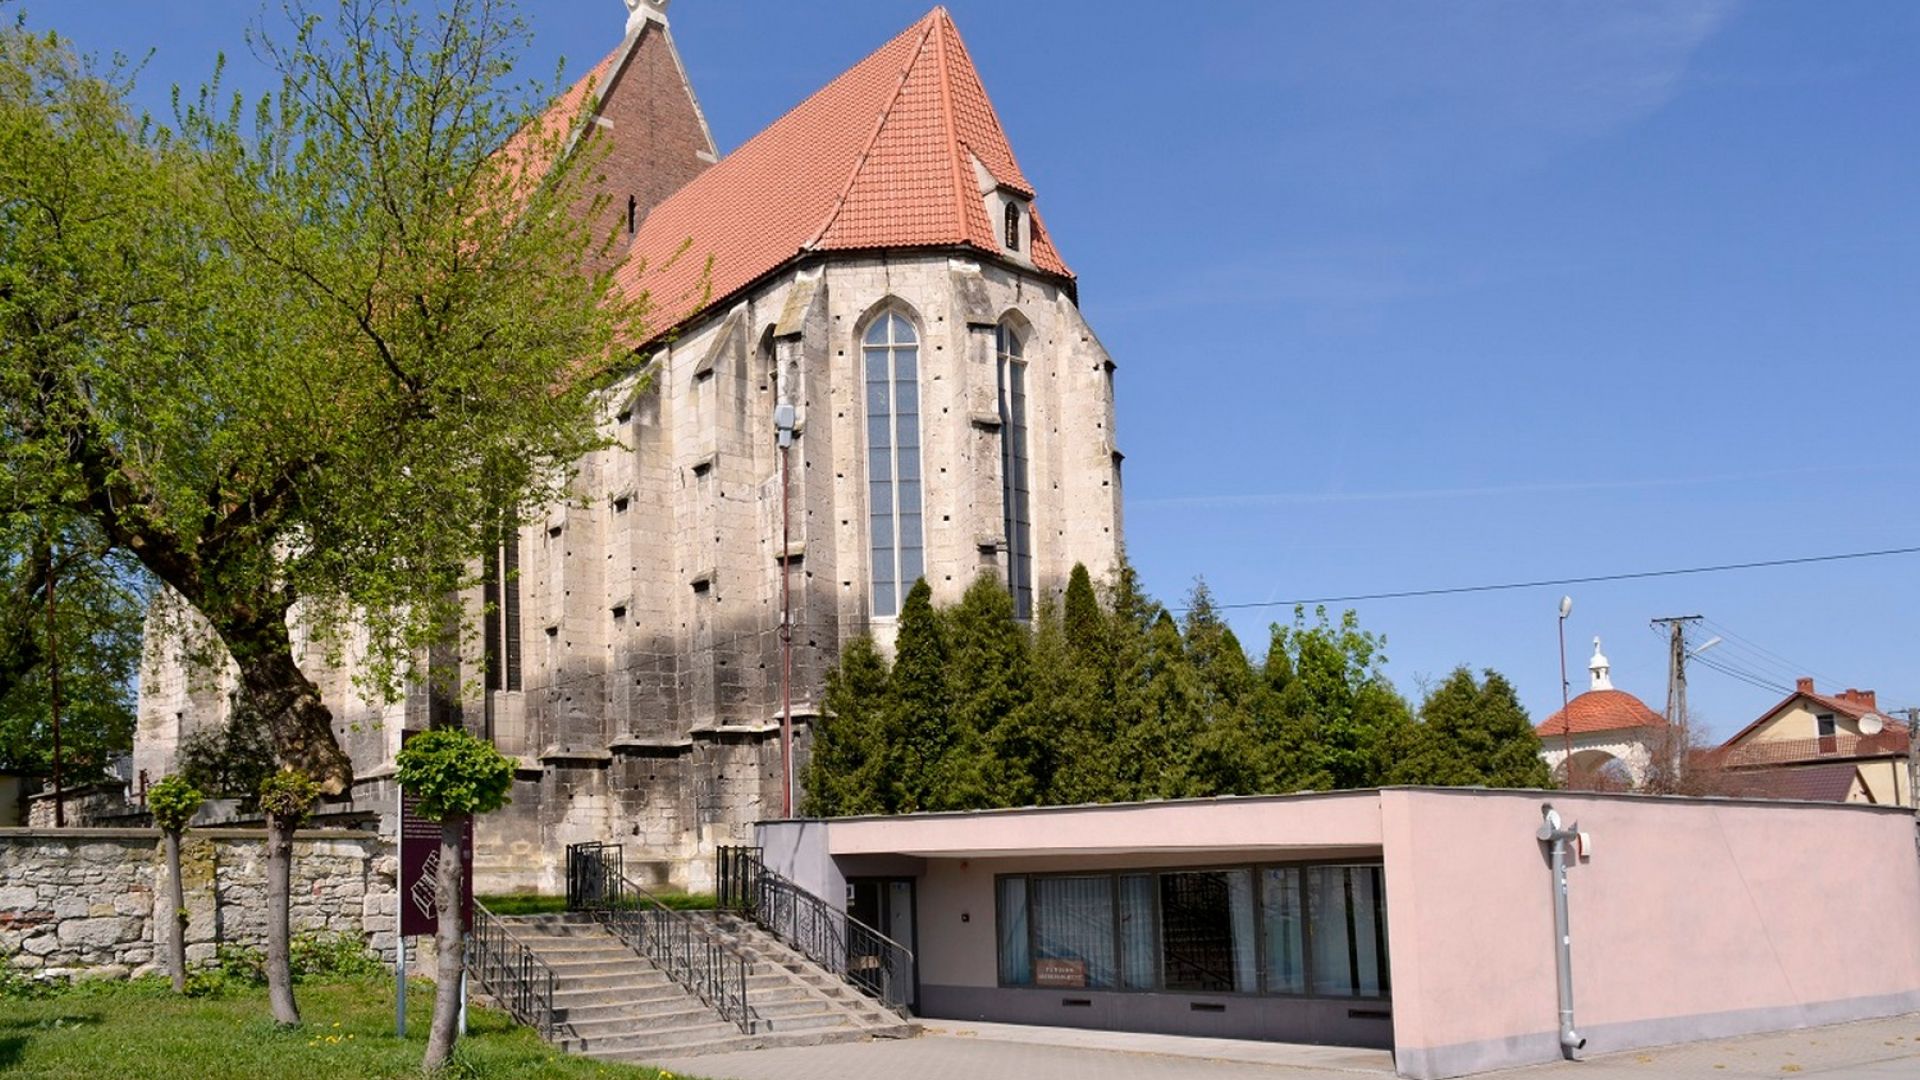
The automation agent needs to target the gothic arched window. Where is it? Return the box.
[996,322,1032,619]
[1004,201,1021,251]
[863,311,923,617]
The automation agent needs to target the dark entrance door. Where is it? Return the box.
[847,877,917,1008]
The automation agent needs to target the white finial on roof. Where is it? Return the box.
[624,0,668,37]
[1588,637,1612,692]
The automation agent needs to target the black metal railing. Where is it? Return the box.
[716,845,915,1015]
[566,842,757,1034]
[469,900,558,1037]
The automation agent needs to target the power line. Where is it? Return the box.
[1211,544,1920,613]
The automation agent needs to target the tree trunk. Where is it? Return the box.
[165,828,188,993]
[264,811,300,1026]
[422,815,467,1069]
[221,610,354,796]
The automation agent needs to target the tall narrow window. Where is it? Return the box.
[864,312,923,617]
[996,323,1032,619]
[1004,201,1021,251]
[481,512,522,692]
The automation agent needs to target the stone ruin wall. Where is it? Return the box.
[0,828,396,980]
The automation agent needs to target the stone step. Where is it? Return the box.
[563,1018,747,1055]
[563,1005,733,1037]
[552,982,698,1011]
[585,1024,894,1062]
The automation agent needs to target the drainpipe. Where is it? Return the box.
[1537,804,1585,1059]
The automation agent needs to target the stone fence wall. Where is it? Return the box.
[0,827,396,980]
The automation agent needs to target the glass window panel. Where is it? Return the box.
[1261,868,1306,994]
[867,414,891,451]
[895,380,919,417]
[1031,876,1115,989]
[1160,871,1250,993]
[897,481,921,513]
[899,545,924,588]
[868,453,890,483]
[866,380,892,414]
[869,507,893,549]
[899,512,923,547]
[872,579,896,619]
[1308,865,1388,998]
[865,320,890,346]
[998,877,1030,985]
[896,445,921,482]
[1227,870,1257,994]
[1119,873,1155,991]
[890,313,915,344]
[895,347,917,381]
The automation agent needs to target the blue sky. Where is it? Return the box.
[60,1,1920,737]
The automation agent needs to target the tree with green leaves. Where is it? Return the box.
[256,770,319,1026]
[1047,563,1116,803]
[939,574,1030,808]
[2,3,636,788]
[1384,667,1552,788]
[395,727,515,1070]
[3,0,643,1024]
[889,580,950,812]
[147,774,203,994]
[0,515,144,785]
[1259,606,1414,791]
[802,637,893,817]
[176,689,279,810]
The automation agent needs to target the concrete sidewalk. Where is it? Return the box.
[656,1013,1920,1080]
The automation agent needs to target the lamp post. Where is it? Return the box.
[774,400,797,818]
[1557,596,1573,785]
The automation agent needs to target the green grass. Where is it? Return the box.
[479,893,718,915]
[0,976,700,1079]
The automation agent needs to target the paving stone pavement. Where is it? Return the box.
[653,1013,1920,1080]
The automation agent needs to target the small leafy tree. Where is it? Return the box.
[147,774,203,993]
[395,728,514,1071]
[257,770,318,1026]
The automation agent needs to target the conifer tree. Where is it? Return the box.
[889,580,950,811]
[1049,563,1119,802]
[1383,667,1551,788]
[802,637,893,815]
[936,574,1030,808]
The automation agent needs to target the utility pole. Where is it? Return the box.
[1898,707,1920,814]
[1650,615,1703,786]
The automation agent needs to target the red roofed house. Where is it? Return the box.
[137,2,1125,894]
[1536,638,1666,788]
[1714,678,1911,805]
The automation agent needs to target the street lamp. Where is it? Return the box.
[1558,596,1574,783]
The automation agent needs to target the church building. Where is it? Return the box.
[136,2,1125,892]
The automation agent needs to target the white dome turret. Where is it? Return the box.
[1589,637,1613,692]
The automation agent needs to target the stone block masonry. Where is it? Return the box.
[0,827,396,980]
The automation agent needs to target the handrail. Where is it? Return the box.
[716,845,915,1016]
[566,842,758,1034]
[469,899,559,1037]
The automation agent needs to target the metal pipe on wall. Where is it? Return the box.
[1537,803,1585,1059]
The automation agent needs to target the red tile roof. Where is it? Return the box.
[497,43,624,198]
[1536,688,1666,738]
[615,7,1071,342]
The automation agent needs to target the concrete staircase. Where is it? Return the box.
[491,912,917,1062]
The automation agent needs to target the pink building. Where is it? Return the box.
[754,787,1920,1078]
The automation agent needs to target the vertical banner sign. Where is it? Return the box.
[398,730,474,936]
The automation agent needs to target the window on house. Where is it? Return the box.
[1004,201,1021,251]
[481,513,522,692]
[1159,870,1257,994]
[863,312,923,617]
[1817,712,1837,754]
[995,323,1032,619]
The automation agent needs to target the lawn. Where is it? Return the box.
[0,976,693,1079]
